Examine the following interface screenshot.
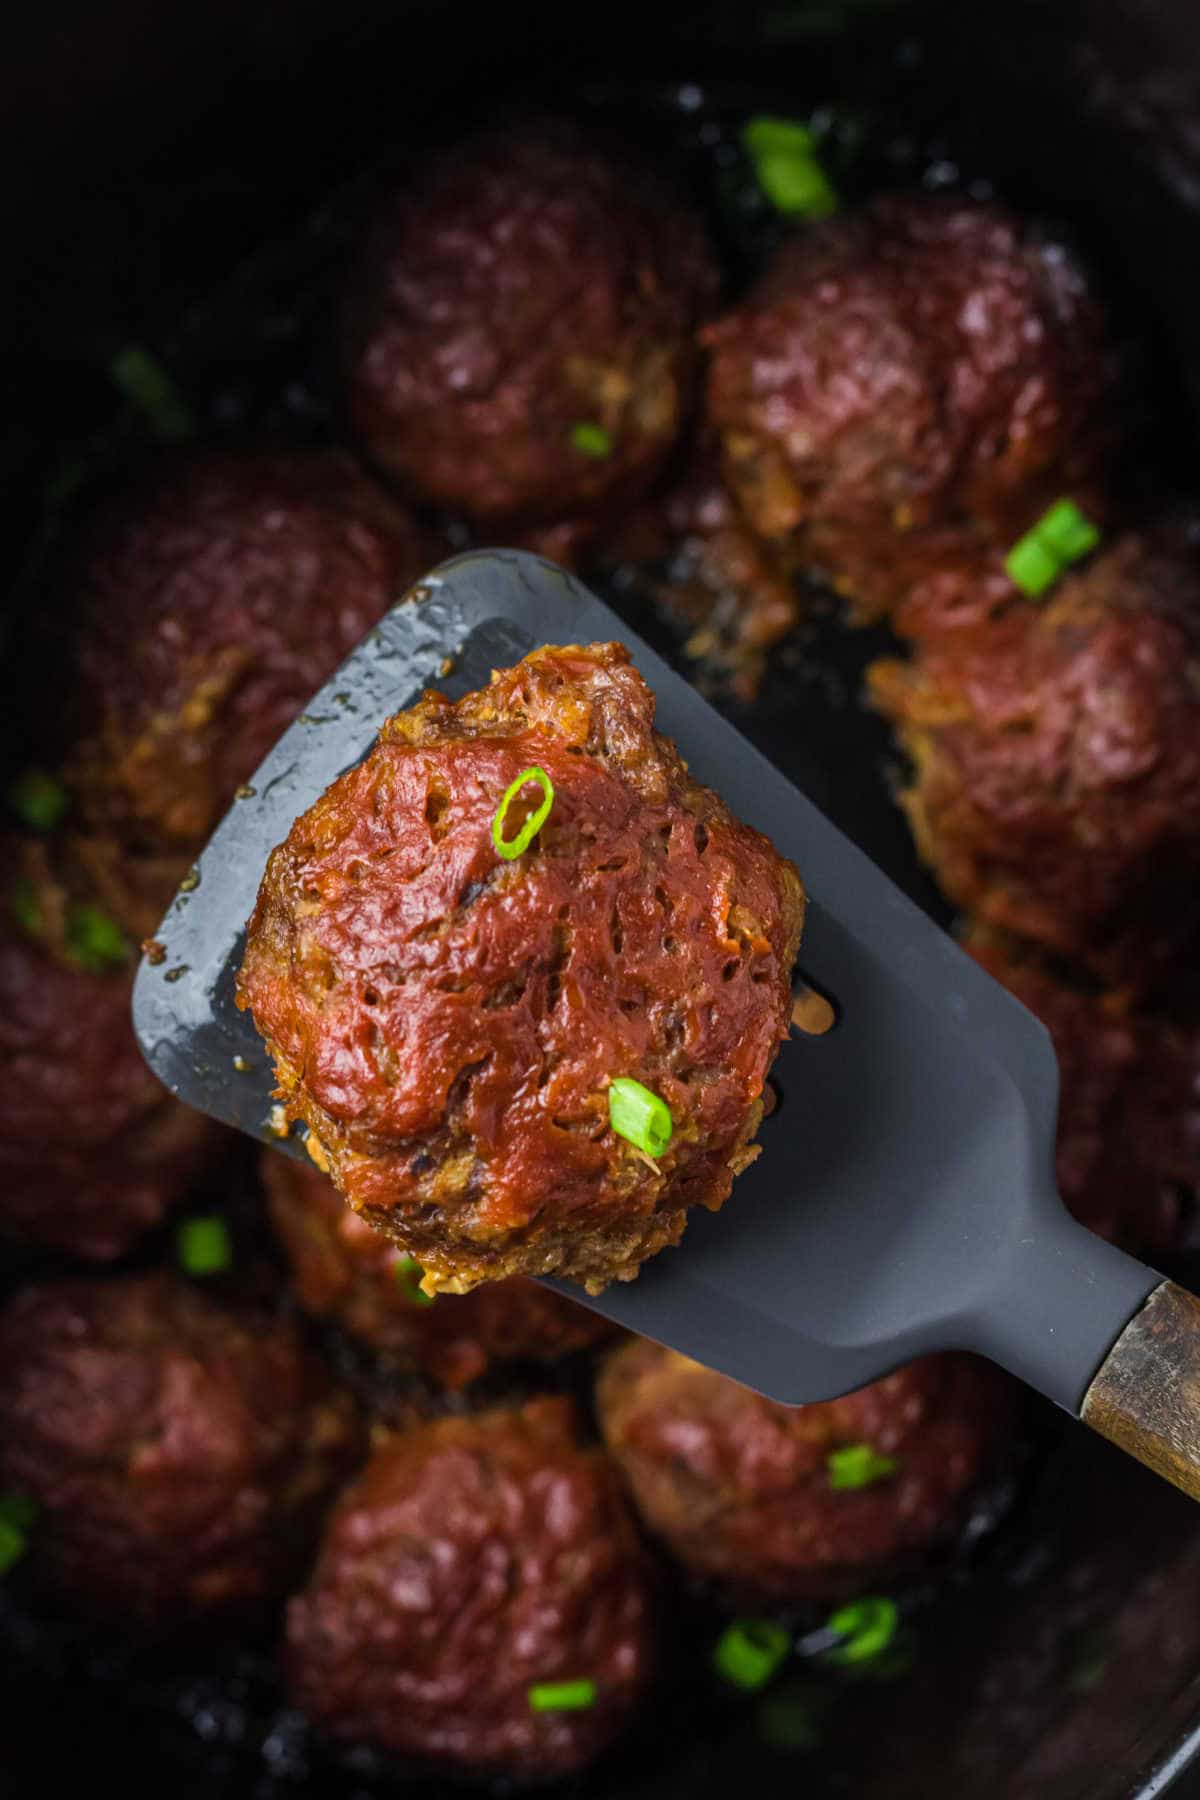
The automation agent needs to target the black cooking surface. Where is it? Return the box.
[6,3,1200,1797]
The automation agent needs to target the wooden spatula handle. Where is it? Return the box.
[1082,1282,1200,1500]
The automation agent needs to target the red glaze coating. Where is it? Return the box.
[0,1274,363,1626]
[285,1396,654,1777]
[703,193,1112,613]
[238,643,805,1293]
[262,1152,613,1384]
[967,932,1182,1252]
[0,836,214,1260]
[341,122,717,527]
[596,1339,1012,1605]
[58,448,429,852]
[875,535,1019,643]
[870,527,1200,984]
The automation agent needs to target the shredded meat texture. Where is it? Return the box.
[238,643,805,1294]
[596,1339,1014,1606]
[0,835,215,1260]
[870,528,1200,985]
[262,1152,614,1383]
[0,1275,363,1627]
[56,447,429,853]
[883,536,1024,644]
[967,931,1184,1252]
[341,121,717,529]
[285,1396,653,1778]
[702,192,1113,618]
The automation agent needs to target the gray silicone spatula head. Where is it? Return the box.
[132,549,1163,1423]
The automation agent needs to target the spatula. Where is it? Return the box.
[132,549,1200,1502]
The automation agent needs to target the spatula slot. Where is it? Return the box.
[791,978,837,1036]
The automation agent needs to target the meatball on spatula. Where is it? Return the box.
[134,549,1200,1503]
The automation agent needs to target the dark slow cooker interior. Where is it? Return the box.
[5,1,1200,1795]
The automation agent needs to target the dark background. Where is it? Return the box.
[6,3,1200,1796]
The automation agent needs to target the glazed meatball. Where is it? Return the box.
[596,1339,1011,1605]
[0,837,213,1260]
[56,448,429,853]
[590,447,800,698]
[0,1274,363,1626]
[870,527,1200,982]
[968,932,1181,1251]
[885,536,1021,644]
[285,1396,653,1778]
[341,121,717,529]
[702,193,1112,614]
[238,643,805,1294]
[262,1152,613,1384]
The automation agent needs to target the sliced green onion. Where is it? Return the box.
[822,1595,899,1666]
[0,1517,28,1576]
[528,1678,597,1713]
[177,1216,232,1276]
[608,1077,673,1158]
[491,766,555,861]
[1005,534,1060,598]
[0,1491,36,1575]
[1033,498,1101,564]
[108,345,196,442]
[826,1443,899,1491]
[713,1619,792,1691]
[756,1680,825,1750]
[1006,499,1100,597]
[743,117,838,219]
[10,878,41,939]
[65,903,128,974]
[7,768,68,833]
[0,1492,37,1533]
[570,422,613,459]
[394,1255,435,1306]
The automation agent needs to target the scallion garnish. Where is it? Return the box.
[713,1619,792,1691]
[0,1493,38,1533]
[1005,499,1100,598]
[394,1255,435,1306]
[570,422,613,459]
[9,878,41,939]
[528,1678,597,1713]
[7,768,68,833]
[1005,535,1060,598]
[0,1492,35,1576]
[0,1518,27,1576]
[1035,498,1102,563]
[65,904,128,974]
[822,1595,899,1666]
[177,1216,232,1276]
[608,1077,672,1159]
[108,345,196,442]
[743,117,838,219]
[492,766,555,861]
[826,1443,899,1490]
